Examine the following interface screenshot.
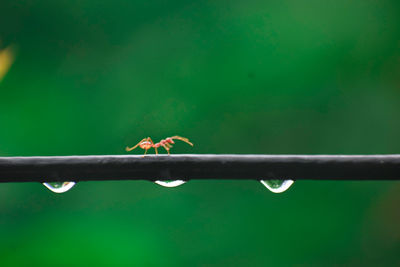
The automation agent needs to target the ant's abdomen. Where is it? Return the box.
[139,141,152,149]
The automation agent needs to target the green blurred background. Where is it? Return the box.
[1,0,400,265]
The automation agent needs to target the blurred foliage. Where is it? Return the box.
[0,0,400,266]
[0,45,14,81]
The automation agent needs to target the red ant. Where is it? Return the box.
[126,136,193,155]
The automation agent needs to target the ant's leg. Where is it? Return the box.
[126,138,146,151]
[161,144,170,155]
[143,148,148,156]
[147,137,156,148]
[147,137,158,155]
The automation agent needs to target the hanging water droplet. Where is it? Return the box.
[42,181,76,193]
[260,179,294,193]
[154,180,186,188]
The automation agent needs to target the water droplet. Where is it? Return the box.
[43,181,76,193]
[260,179,294,193]
[154,180,186,188]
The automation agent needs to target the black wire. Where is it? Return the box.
[1,154,400,183]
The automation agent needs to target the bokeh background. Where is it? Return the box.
[1,0,400,265]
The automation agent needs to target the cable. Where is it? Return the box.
[0,154,399,183]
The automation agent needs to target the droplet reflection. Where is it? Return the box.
[43,181,76,193]
[154,180,186,188]
[260,179,294,193]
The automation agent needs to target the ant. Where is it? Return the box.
[126,136,193,155]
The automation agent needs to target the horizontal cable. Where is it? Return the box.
[0,154,400,183]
